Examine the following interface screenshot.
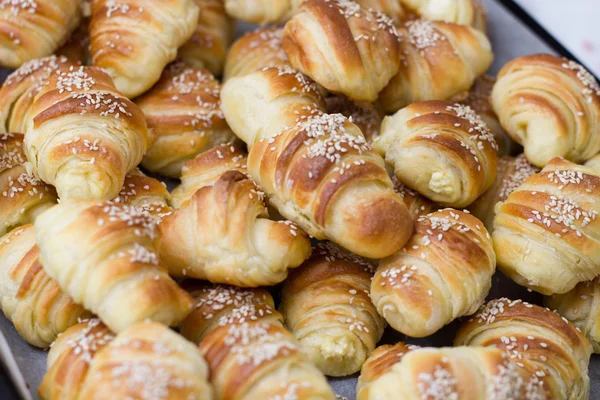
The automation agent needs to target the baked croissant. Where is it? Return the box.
[35,200,193,333]
[200,321,335,399]
[0,133,57,235]
[89,0,200,98]
[114,168,173,222]
[178,0,235,76]
[0,0,81,69]
[586,154,600,173]
[283,0,401,102]
[491,54,600,168]
[25,65,151,201]
[0,225,88,348]
[390,176,435,221]
[398,0,487,31]
[374,101,498,208]
[223,0,303,25]
[468,154,539,232]
[135,63,235,178]
[179,281,283,344]
[325,96,385,143]
[455,298,593,400]
[280,242,385,377]
[221,67,414,258]
[379,19,493,113]
[493,157,600,295]
[371,209,495,337]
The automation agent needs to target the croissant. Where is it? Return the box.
[491,54,600,168]
[35,200,193,333]
[114,168,173,222]
[221,67,414,258]
[354,0,408,25]
[25,65,151,201]
[371,209,495,337]
[379,19,493,113]
[586,154,600,173]
[0,0,81,69]
[0,225,88,348]
[493,157,600,295]
[455,298,593,400]
[223,0,303,24]
[283,0,401,102]
[0,133,57,235]
[374,101,498,208]
[357,343,546,400]
[179,281,283,344]
[200,321,335,399]
[391,176,435,221]
[398,0,487,31]
[135,63,235,178]
[89,0,200,98]
[325,96,384,143]
[178,0,235,76]
[468,155,539,232]
[280,242,385,377]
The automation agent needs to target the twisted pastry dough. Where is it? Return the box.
[114,168,173,222]
[379,19,493,113]
[283,0,401,102]
[390,175,435,222]
[201,321,335,399]
[281,242,385,377]
[491,54,600,168]
[136,63,235,178]
[224,0,303,24]
[221,67,413,258]
[374,101,498,208]
[455,298,593,400]
[585,154,600,174]
[89,0,200,98]
[371,209,495,337]
[493,157,600,294]
[399,0,486,31]
[0,225,88,348]
[35,200,193,332]
[25,66,151,201]
[325,95,384,143]
[0,133,57,235]
[0,0,81,69]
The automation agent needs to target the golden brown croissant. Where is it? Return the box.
[491,54,600,168]
[325,95,384,144]
[0,0,81,69]
[221,67,414,258]
[398,0,487,31]
[374,101,498,208]
[179,281,283,344]
[89,0,200,98]
[135,63,235,178]
[280,242,385,377]
[25,65,152,201]
[223,0,304,24]
[0,225,88,348]
[35,200,193,333]
[354,0,408,25]
[178,0,235,76]
[493,157,600,295]
[468,154,539,232]
[379,19,493,113]
[371,209,495,337]
[0,132,57,235]
[390,175,435,221]
[283,0,401,102]
[585,154,600,173]
[200,321,335,399]
[114,168,173,222]
[455,298,593,400]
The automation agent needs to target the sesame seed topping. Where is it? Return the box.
[0,0,37,16]
[562,60,600,102]
[446,104,498,152]
[406,19,445,51]
[498,155,539,200]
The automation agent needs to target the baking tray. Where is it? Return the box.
[1,1,599,399]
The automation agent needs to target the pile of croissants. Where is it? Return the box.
[0,0,599,399]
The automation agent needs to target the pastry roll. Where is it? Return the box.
[374,101,498,208]
[455,298,593,400]
[25,66,151,201]
[35,200,193,332]
[280,242,385,377]
[221,67,414,258]
[89,0,200,98]
[283,0,401,102]
[114,168,173,222]
[0,133,57,235]
[371,209,495,337]
[398,0,487,31]
[223,0,303,25]
[391,176,435,221]
[379,19,493,113]
[179,281,283,344]
[325,95,384,143]
[493,157,600,294]
[0,225,88,348]
[585,154,600,173]
[468,154,539,232]
[354,0,408,25]
[491,54,600,168]
[0,0,81,69]
[136,63,235,178]
[201,321,335,399]
[178,0,235,76]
